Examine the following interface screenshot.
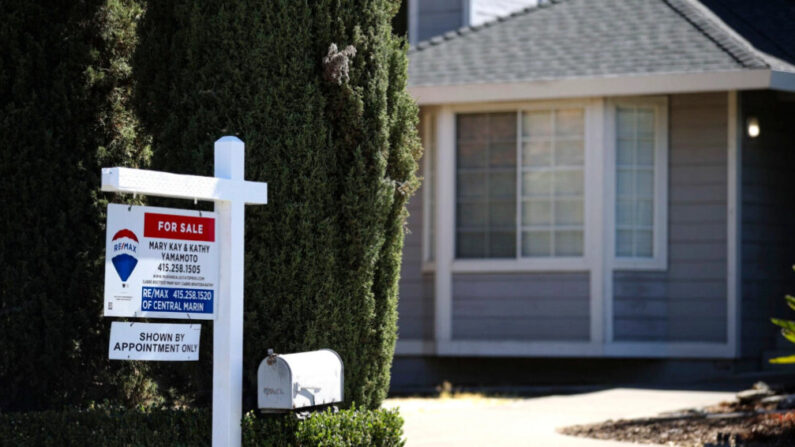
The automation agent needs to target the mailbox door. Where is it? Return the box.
[257,357,293,410]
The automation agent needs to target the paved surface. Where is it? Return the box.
[383,388,736,447]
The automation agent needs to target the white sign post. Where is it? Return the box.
[101,136,267,447]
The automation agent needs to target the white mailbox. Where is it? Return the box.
[257,349,344,412]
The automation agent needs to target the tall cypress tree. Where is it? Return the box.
[134,0,420,408]
[0,0,153,410]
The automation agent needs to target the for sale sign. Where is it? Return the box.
[104,203,218,320]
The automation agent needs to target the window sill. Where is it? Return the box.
[612,257,667,271]
[451,258,589,273]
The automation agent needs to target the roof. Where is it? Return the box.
[408,0,795,99]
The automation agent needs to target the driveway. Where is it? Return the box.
[383,388,736,447]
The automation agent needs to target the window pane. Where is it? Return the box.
[554,170,583,196]
[457,231,486,258]
[489,171,516,198]
[637,199,653,226]
[637,109,655,138]
[637,139,654,166]
[490,142,516,168]
[458,201,487,228]
[458,114,489,141]
[617,108,635,137]
[616,169,633,198]
[635,169,653,197]
[617,139,634,166]
[522,200,552,226]
[616,199,634,226]
[489,200,515,227]
[458,172,486,198]
[616,229,634,257]
[556,109,584,137]
[522,140,552,167]
[458,143,487,168]
[555,230,583,256]
[522,171,552,197]
[490,113,517,141]
[522,231,551,257]
[556,199,584,225]
[556,139,584,166]
[522,111,552,138]
[635,230,653,257]
[489,231,516,257]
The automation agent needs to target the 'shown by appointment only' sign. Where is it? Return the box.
[104,204,219,320]
[109,321,201,361]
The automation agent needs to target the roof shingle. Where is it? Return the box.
[409,0,788,87]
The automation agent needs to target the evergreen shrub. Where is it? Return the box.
[0,0,152,411]
[0,406,404,447]
[134,0,420,409]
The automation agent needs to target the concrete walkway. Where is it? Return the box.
[383,388,736,447]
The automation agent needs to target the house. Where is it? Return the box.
[393,0,795,389]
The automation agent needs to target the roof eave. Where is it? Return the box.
[409,69,794,105]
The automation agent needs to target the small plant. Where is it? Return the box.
[770,266,795,364]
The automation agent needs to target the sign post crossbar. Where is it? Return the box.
[101,136,267,447]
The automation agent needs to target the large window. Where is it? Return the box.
[455,108,585,259]
[444,98,667,270]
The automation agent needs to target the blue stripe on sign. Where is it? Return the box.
[141,287,214,314]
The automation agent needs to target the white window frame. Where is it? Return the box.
[606,97,668,271]
[437,99,598,273]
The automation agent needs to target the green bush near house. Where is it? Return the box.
[770,267,795,364]
[0,406,404,447]
[133,0,421,409]
[0,0,153,411]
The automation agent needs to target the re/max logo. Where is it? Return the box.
[114,242,137,253]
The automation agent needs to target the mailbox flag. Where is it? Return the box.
[111,229,139,281]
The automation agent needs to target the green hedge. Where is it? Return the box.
[1,0,418,413]
[133,0,420,410]
[0,0,152,411]
[0,406,404,447]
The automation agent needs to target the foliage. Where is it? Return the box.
[770,269,795,364]
[242,407,405,447]
[133,0,421,409]
[0,0,152,410]
[0,406,404,447]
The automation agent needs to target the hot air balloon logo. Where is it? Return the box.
[111,229,139,282]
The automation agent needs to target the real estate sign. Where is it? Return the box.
[104,203,218,320]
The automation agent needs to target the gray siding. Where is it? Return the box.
[740,90,795,357]
[397,116,434,340]
[614,92,728,343]
[418,0,463,42]
[452,272,590,341]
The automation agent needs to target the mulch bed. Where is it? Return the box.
[559,383,795,446]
